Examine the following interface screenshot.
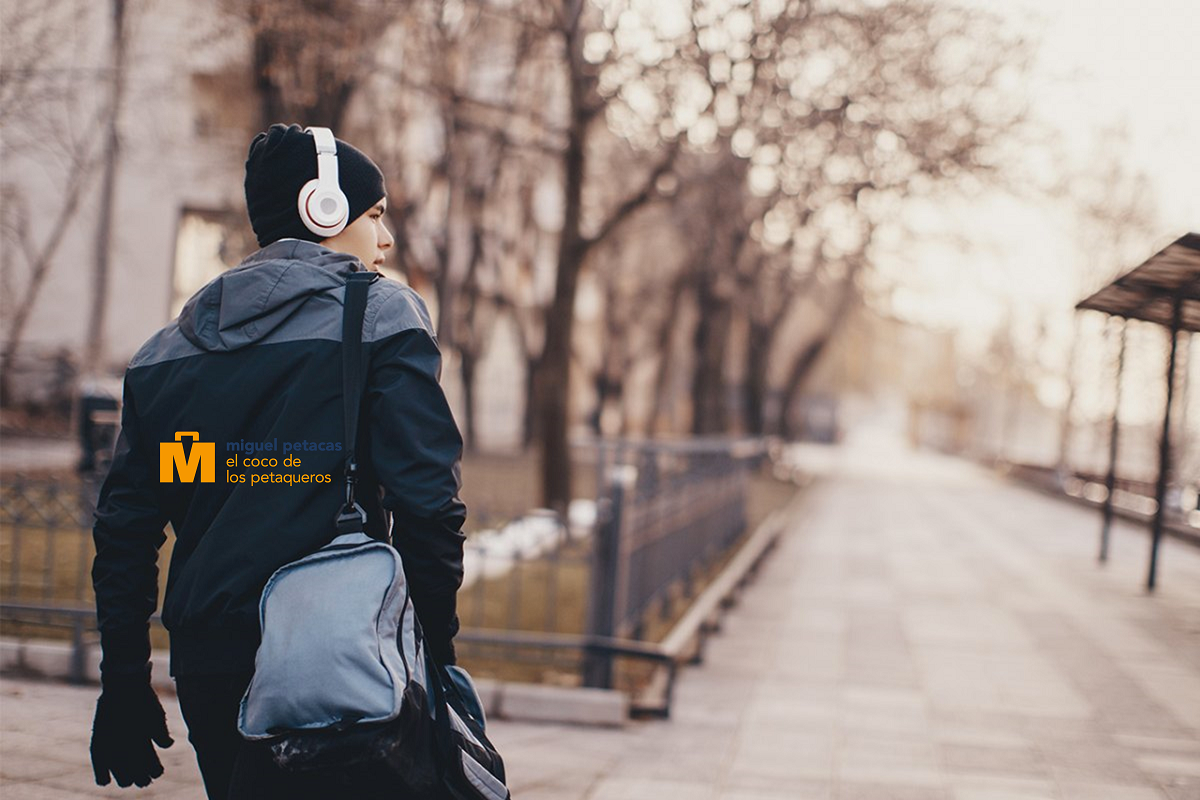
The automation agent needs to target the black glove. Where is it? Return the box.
[424,613,459,666]
[90,667,174,788]
[427,636,457,667]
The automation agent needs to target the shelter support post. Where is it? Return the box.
[1147,294,1183,591]
[1100,319,1127,563]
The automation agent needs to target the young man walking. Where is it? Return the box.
[89,124,466,799]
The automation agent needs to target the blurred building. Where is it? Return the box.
[2,2,258,402]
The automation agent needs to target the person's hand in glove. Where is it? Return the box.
[90,666,174,788]
[425,613,459,666]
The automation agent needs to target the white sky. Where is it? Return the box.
[875,0,1200,426]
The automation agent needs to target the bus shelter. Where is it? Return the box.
[1075,232,1200,591]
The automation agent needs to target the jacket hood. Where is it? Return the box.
[178,240,365,352]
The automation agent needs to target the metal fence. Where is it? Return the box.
[1,438,762,701]
[0,475,102,681]
[579,439,754,688]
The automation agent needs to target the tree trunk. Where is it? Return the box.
[249,2,357,132]
[742,321,770,436]
[649,276,688,435]
[534,226,583,511]
[534,8,589,513]
[778,276,858,439]
[522,355,539,449]
[455,191,487,452]
[84,0,128,373]
[690,281,732,436]
[460,347,477,452]
[778,337,825,441]
[433,104,463,348]
[251,14,286,130]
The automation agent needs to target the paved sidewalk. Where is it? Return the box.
[3,438,1200,799]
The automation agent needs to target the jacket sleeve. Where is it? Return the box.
[365,309,467,660]
[92,379,168,678]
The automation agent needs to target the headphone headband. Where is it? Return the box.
[307,126,337,154]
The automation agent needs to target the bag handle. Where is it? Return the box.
[335,271,379,535]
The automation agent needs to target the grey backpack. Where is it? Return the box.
[236,530,427,739]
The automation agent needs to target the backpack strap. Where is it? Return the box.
[336,271,379,535]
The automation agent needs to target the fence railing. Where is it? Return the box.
[1,438,767,713]
[0,475,102,681]
[579,439,754,688]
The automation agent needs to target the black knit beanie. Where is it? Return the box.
[244,123,386,247]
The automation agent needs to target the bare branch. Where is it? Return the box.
[581,141,679,256]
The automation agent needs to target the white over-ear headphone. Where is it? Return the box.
[297,126,350,237]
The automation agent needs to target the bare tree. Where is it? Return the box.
[215,0,409,130]
[0,0,119,401]
[716,0,1026,438]
[207,0,1029,507]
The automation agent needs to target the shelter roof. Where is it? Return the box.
[1076,233,1200,333]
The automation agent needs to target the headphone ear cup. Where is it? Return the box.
[298,178,349,237]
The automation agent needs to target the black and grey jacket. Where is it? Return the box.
[92,239,467,677]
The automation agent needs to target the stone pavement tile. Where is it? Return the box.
[780,607,847,635]
[1048,760,1150,786]
[511,782,591,800]
[35,758,201,799]
[723,775,833,797]
[841,687,931,736]
[903,606,1033,651]
[1018,614,1192,740]
[1056,783,1167,800]
[938,743,1047,780]
[586,776,719,800]
[841,707,930,736]
[1037,740,1142,765]
[602,746,729,783]
[726,747,833,784]
[497,727,626,791]
[948,775,1058,800]
[775,636,843,666]
[0,781,86,799]
[729,729,834,771]
[838,732,938,764]
[772,643,845,682]
[843,686,927,714]
[999,689,1091,720]
[744,688,840,726]
[931,709,1029,732]
[1021,717,1113,746]
[1125,665,1200,732]
[1,756,58,783]
[843,662,921,690]
[719,788,829,800]
[834,734,942,786]
[1036,742,1148,784]
[1116,735,1200,756]
[934,728,1032,750]
[835,783,951,800]
[1137,755,1200,779]
[1162,781,1200,800]
[926,686,1010,716]
[834,763,943,788]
